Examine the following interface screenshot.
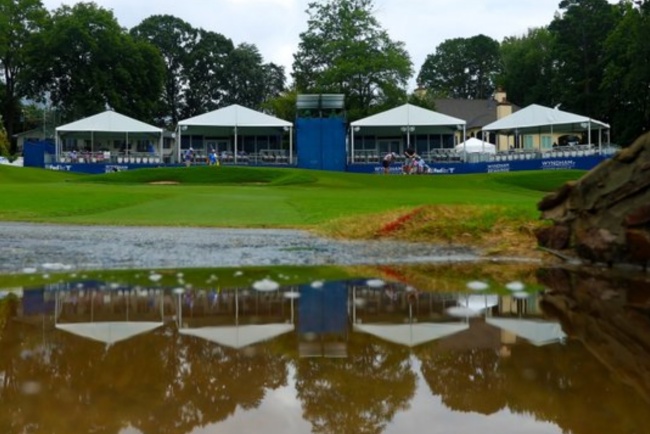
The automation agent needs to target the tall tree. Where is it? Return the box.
[601,0,650,145]
[499,28,557,107]
[223,43,274,109]
[184,29,234,117]
[130,15,198,127]
[0,0,48,151]
[292,0,413,119]
[25,3,164,123]
[548,0,619,120]
[417,34,502,100]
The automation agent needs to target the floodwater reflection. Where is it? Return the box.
[1,263,649,434]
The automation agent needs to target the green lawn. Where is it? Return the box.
[0,165,584,228]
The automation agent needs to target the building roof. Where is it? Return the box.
[482,104,609,134]
[434,99,520,129]
[56,110,162,134]
[178,104,292,128]
[350,103,465,135]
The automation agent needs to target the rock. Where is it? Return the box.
[536,224,570,250]
[536,132,650,267]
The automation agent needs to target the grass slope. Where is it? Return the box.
[0,165,584,254]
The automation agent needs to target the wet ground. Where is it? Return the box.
[0,222,492,273]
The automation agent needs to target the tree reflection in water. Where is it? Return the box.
[295,334,416,434]
[0,299,290,434]
[1,264,650,434]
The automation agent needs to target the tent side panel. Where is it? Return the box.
[296,117,346,171]
[296,118,324,170]
[320,117,346,172]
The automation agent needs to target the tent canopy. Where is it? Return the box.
[177,104,292,136]
[179,324,295,349]
[486,318,566,346]
[354,322,469,348]
[350,103,466,135]
[56,321,164,346]
[455,137,496,154]
[482,104,609,135]
[56,110,162,134]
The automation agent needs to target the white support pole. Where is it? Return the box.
[234,126,238,164]
[351,128,355,164]
[289,127,294,165]
[158,131,163,162]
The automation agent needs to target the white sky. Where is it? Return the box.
[40,0,617,90]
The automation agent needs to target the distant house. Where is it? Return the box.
[431,88,520,152]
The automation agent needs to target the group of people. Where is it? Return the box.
[183,147,220,167]
[382,147,430,175]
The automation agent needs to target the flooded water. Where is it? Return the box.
[1,263,649,434]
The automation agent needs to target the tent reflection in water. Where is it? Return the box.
[485,317,566,346]
[54,287,165,348]
[178,287,295,350]
[352,288,469,348]
[354,322,469,348]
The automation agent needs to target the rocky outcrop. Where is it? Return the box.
[536,133,650,267]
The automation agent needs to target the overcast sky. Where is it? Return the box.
[40,0,617,90]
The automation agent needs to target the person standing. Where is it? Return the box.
[382,151,398,174]
[183,147,194,167]
[403,147,417,174]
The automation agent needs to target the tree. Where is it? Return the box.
[130,15,199,127]
[25,3,165,123]
[499,28,558,108]
[0,0,48,152]
[262,87,298,122]
[548,0,619,120]
[417,34,502,100]
[184,29,234,117]
[292,0,413,119]
[223,43,280,109]
[601,0,650,145]
[0,115,10,156]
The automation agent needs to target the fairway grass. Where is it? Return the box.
[0,165,584,255]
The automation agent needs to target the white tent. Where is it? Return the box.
[177,104,293,163]
[349,104,466,160]
[457,294,499,311]
[56,321,164,346]
[55,110,164,161]
[485,317,566,346]
[482,104,609,152]
[455,137,496,154]
[179,324,295,349]
[176,286,295,350]
[354,322,469,348]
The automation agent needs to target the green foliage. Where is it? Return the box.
[0,0,48,147]
[0,117,10,156]
[417,35,502,99]
[499,28,558,108]
[549,0,618,120]
[183,28,235,117]
[130,15,198,126]
[262,88,298,121]
[25,3,165,123]
[601,1,650,145]
[292,0,413,119]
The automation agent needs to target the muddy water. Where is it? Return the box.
[1,263,649,434]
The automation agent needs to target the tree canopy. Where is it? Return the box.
[3,0,650,150]
[292,0,413,119]
[25,3,165,123]
[417,34,501,100]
